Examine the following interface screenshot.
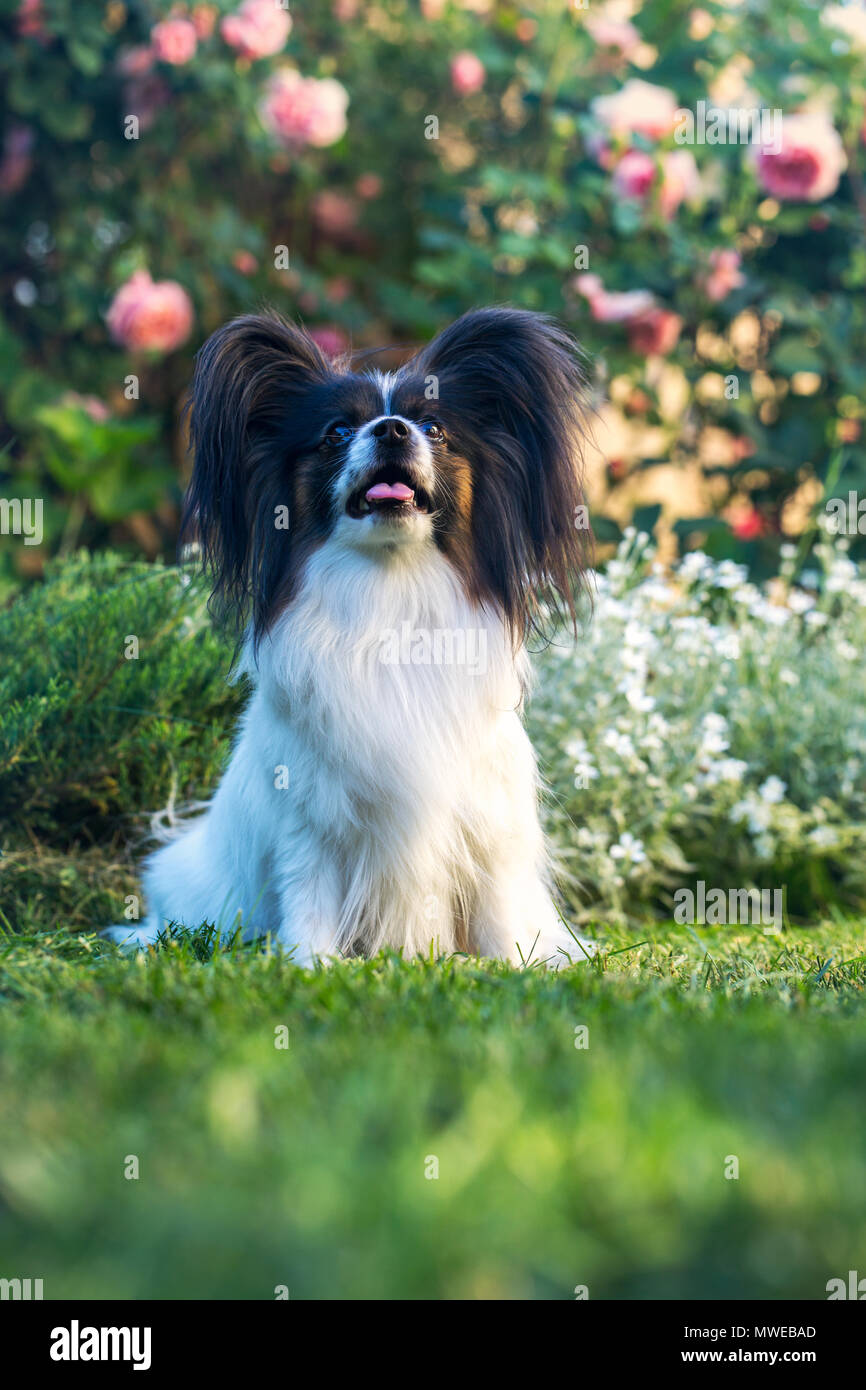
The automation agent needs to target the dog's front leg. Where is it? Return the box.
[272,845,343,967]
[470,858,595,969]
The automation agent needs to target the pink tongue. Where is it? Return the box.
[365,481,414,502]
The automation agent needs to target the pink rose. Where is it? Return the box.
[355,172,382,199]
[107,270,194,353]
[754,113,846,202]
[150,18,198,66]
[325,276,352,303]
[260,69,349,147]
[117,45,155,78]
[702,248,744,303]
[312,190,358,238]
[575,274,655,323]
[591,79,678,141]
[585,15,641,60]
[221,0,292,61]
[658,149,700,218]
[451,52,485,96]
[232,250,258,275]
[309,326,348,359]
[62,392,111,423]
[612,149,656,201]
[627,306,682,356]
[729,504,766,540]
[16,0,46,40]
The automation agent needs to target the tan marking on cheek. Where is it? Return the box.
[450,456,474,525]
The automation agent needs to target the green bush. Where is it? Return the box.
[2,541,864,934]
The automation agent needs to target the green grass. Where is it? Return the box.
[1,921,864,1300]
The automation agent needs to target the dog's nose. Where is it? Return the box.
[371,417,410,443]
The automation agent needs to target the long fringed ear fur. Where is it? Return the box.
[182,312,332,641]
[411,306,593,641]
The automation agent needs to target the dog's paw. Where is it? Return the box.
[531,928,599,970]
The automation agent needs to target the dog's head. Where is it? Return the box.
[183,306,592,644]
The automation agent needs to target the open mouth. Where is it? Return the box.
[346,463,431,520]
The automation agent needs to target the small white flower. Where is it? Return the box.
[759,775,787,804]
[787,589,815,614]
[808,825,838,850]
[609,832,647,864]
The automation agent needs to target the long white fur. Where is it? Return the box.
[107,414,592,968]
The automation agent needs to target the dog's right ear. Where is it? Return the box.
[182,312,332,636]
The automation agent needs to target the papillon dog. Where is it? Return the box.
[107,307,595,967]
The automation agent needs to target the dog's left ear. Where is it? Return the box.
[413,307,593,639]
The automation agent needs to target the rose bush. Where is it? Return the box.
[1,0,865,583]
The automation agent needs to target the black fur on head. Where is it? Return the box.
[402,306,593,640]
[182,306,593,646]
[182,312,336,641]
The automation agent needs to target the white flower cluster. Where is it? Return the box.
[530,531,866,924]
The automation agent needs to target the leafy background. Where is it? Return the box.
[2,0,865,588]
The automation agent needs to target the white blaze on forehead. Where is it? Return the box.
[374,370,395,414]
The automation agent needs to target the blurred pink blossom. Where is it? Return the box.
[659,149,700,218]
[62,392,111,422]
[117,46,155,78]
[702,248,745,302]
[309,326,348,359]
[16,0,47,40]
[576,275,681,355]
[221,0,292,60]
[612,149,656,200]
[591,79,678,141]
[107,270,194,353]
[451,52,485,96]
[754,112,846,202]
[585,14,641,60]
[355,172,383,199]
[151,18,198,66]
[0,124,35,195]
[232,250,258,275]
[325,276,352,303]
[575,273,654,323]
[260,69,349,147]
[627,306,682,356]
[729,504,766,540]
[312,190,358,236]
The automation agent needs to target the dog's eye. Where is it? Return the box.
[325,421,354,446]
[420,420,444,442]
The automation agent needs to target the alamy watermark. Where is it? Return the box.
[825,492,866,535]
[379,622,488,676]
[675,101,782,152]
[673,880,786,935]
[0,497,42,545]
